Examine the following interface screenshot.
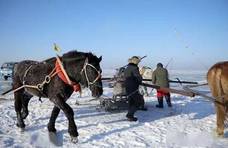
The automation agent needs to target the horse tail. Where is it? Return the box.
[13,63,19,78]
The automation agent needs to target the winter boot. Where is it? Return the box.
[127,117,138,121]
[139,106,148,111]
[126,114,138,122]
[165,95,172,107]
[156,97,163,108]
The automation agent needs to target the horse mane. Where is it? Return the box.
[42,50,100,67]
[62,50,100,63]
[44,57,56,63]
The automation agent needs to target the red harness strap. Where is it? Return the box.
[54,58,81,92]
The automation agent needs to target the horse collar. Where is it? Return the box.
[55,56,81,92]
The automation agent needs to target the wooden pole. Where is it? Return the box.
[142,78,198,84]
[102,77,198,85]
[182,86,214,100]
[141,83,195,97]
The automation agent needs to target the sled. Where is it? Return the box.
[100,67,198,112]
[99,67,129,111]
[99,94,128,111]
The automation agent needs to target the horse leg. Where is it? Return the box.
[14,90,25,128]
[21,93,32,119]
[48,106,60,132]
[54,97,78,142]
[216,103,225,136]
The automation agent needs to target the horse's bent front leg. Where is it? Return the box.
[54,97,78,142]
[14,90,25,128]
[48,106,60,132]
[216,104,225,136]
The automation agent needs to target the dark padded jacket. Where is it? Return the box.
[152,67,169,88]
[124,63,142,94]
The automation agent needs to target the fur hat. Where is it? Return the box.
[157,63,163,68]
[128,56,141,65]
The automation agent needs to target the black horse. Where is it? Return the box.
[12,50,103,142]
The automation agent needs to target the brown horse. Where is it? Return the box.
[207,61,228,136]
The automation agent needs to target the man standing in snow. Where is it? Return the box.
[152,63,172,108]
[124,56,147,122]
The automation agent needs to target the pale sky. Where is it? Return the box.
[0,0,227,70]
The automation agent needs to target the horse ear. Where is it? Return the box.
[98,56,102,62]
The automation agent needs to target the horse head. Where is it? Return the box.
[62,51,103,98]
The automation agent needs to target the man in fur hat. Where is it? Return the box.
[124,56,147,121]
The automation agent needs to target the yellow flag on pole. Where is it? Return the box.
[54,43,61,52]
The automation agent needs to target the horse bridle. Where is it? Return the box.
[80,58,101,86]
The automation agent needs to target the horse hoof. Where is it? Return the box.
[216,129,224,137]
[19,127,25,132]
[16,123,25,129]
[16,124,25,132]
[217,132,224,138]
[71,137,78,143]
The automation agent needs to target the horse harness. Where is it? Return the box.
[80,57,101,86]
[12,56,101,99]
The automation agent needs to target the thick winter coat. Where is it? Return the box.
[152,67,169,88]
[124,63,142,94]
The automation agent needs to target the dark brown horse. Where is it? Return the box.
[207,61,228,136]
[13,50,103,142]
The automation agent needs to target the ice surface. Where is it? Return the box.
[0,69,227,147]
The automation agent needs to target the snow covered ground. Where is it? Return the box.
[0,70,228,147]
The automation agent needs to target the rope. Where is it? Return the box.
[183,85,227,106]
[23,65,34,85]
[126,89,139,98]
[11,65,57,94]
[12,85,38,93]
